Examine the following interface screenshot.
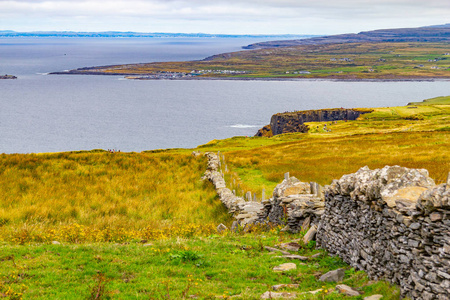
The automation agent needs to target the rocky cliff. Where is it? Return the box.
[256,108,371,137]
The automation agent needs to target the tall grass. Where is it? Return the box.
[0,151,231,242]
[225,131,449,196]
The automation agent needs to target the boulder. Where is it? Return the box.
[319,268,345,282]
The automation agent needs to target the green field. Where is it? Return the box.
[0,96,448,299]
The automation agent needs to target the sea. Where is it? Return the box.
[1,37,450,154]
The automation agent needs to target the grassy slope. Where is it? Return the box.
[78,42,450,79]
[0,96,448,299]
[193,96,449,196]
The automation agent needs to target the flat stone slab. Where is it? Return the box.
[364,295,383,300]
[274,255,309,261]
[279,242,301,252]
[273,263,297,272]
[335,284,361,296]
[264,246,291,255]
[303,225,317,244]
[260,291,297,299]
[272,284,299,291]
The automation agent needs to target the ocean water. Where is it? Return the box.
[1,37,450,154]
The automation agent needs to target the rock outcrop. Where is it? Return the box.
[255,108,371,137]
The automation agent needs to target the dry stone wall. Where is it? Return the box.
[202,152,449,299]
[257,175,325,233]
[316,166,449,300]
[202,152,265,228]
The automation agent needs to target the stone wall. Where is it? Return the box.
[202,152,265,228]
[316,166,449,300]
[256,175,325,233]
[202,152,449,299]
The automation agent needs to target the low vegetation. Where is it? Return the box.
[0,96,448,298]
[0,230,401,299]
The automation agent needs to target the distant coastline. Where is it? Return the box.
[0,30,316,40]
[50,69,448,82]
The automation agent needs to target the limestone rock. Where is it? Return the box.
[273,263,297,272]
[319,268,345,282]
[279,242,301,252]
[217,223,228,233]
[264,246,291,255]
[364,295,383,300]
[329,165,435,205]
[51,241,61,245]
[260,291,297,299]
[303,225,317,244]
[335,284,360,296]
[302,289,323,295]
[279,255,309,261]
[272,284,299,291]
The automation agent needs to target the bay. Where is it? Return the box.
[1,38,449,154]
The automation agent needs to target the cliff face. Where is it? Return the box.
[256,108,371,137]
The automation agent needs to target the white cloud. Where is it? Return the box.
[0,0,449,34]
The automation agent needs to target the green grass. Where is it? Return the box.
[0,232,401,299]
[407,95,450,106]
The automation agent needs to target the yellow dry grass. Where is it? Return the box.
[0,151,230,242]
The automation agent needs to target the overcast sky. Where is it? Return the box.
[0,0,449,35]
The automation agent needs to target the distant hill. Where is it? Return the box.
[0,30,317,39]
[243,24,450,49]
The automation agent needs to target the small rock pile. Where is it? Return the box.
[317,166,449,300]
[203,152,265,227]
[257,176,325,233]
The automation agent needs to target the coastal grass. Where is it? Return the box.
[0,231,401,299]
[0,151,231,243]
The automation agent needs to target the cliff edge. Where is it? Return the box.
[256,108,371,137]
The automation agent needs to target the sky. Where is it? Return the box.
[0,0,449,35]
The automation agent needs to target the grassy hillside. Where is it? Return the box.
[0,96,448,299]
[63,42,450,79]
[195,96,449,197]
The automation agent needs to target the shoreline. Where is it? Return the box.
[49,72,450,82]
